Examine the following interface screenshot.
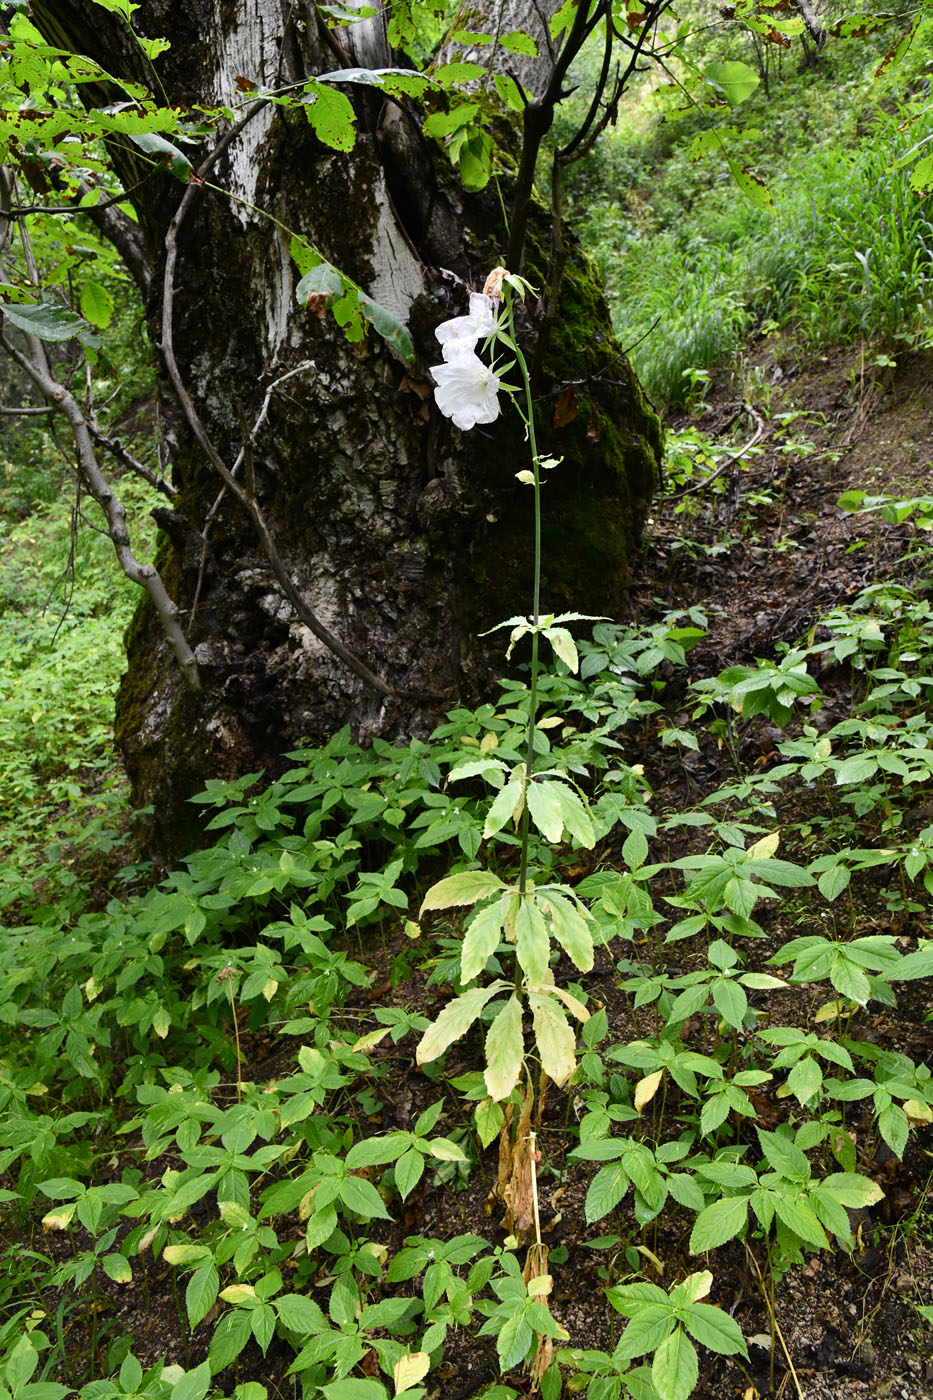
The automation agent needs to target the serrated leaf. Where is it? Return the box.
[703,60,759,105]
[757,1126,811,1180]
[276,1292,328,1332]
[339,1172,393,1220]
[80,280,114,329]
[529,990,576,1086]
[420,871,507,914]
[323,1381,388,1400]
[818,865,850,901]
[186,1263,218,1329]
[554,784,595,849]
[484,995,524,1101]
[634,1070,664,1114]
[475,1096,504,1148]
[689,1197,748,1252]
[786,1055,823,1105]
[484,778,525,838]
[346,1133,410,1169]
[541,889,594,972]
[515,896,550,984]
[547,627,578,673]
[170,1362,212,1400]
[209,1309,252,1372]
[102,1253,133,1284]
[416,983,506,1065]
[585,1162,630,1224]
[652,1327,698,1400]
[3,301,85,341]
[304,81,357,150]
[461,894,514,982]
[819,1173,884,1209]
[878,1103,908,1158]
[128,130,193,181]
[394,1146,424,1201]
[358,290,414,364]
[683,1303,748,1358]
[527,781,565,843]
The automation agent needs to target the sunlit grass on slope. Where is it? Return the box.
[612,110,933,405]
[559,14,933,407]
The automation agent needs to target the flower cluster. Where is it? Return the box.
[430,288,501,432]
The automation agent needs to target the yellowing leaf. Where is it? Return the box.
[420,870,507,914]
[529,991,576,1086]
[219,1284,256,1303]
[42,1204,76,1230]
[634,1069,664,1113]
[746,831,780,861]
[394,1352,431,1394]
[680,1269,712,1303]
[416,982,507,1066]
[351,1027,392,1053]
[484,995,524,1102]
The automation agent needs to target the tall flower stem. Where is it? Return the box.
[506,291,542,899]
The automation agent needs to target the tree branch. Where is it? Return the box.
[0,329,200,688]
[87,423,176,498]
[507,0,601,270]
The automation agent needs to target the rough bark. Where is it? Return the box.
[32,0,662,861]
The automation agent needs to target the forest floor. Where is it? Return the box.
[8,341,933,1400]
[617,341,933,1399]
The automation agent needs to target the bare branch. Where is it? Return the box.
[507,0,603,270]
[0,330,200,689]
[0,401,56,416]
[794,0,826,49]
[87,423,177,498]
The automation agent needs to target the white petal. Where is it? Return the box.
[430,352,501,431]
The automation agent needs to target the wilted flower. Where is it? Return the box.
[430,350,501,431]
[482,265,508,301]
[434,292,497,361]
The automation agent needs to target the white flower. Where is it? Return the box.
[435,292,496,361]
[430,350,501,431]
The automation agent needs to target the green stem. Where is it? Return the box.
[509,291,542,900]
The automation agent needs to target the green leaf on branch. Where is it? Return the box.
[303,81,357,150]
[689,1196,748,1252]
[80,280,114,329]
[652,1327,698,1400]
[2,301,85,341]
[128,131,193,181]
[702,60,759,106]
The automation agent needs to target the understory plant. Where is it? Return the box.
[5,340,933,1398]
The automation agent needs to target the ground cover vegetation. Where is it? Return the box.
[2,2,933,1400]
[560,0,933,405]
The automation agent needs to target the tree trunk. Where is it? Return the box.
[32,0,662,861]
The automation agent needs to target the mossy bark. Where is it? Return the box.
[33,0,662,862]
